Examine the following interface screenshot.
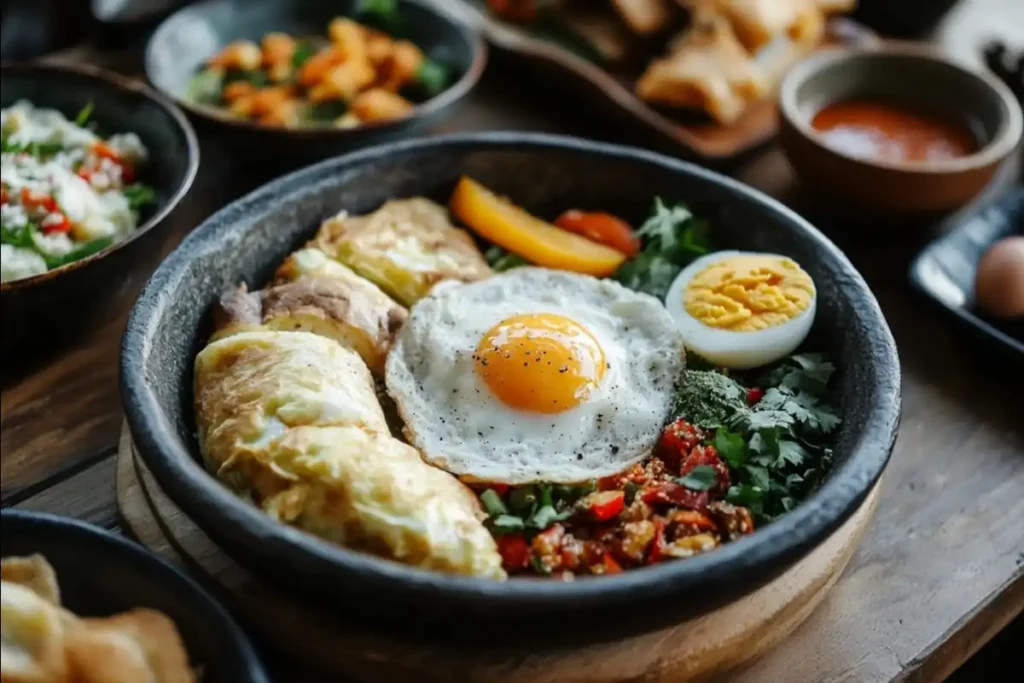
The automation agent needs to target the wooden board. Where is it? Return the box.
[116,423,879,683]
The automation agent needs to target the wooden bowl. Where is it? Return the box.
[778,44,1023,216]
[145,0,486,165]
[0,62,199,352]
[120,133,902,649]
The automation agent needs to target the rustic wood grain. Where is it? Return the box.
[117,428,879,683]
[12,457,119,530]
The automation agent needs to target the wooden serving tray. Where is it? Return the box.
[116,423,880,682]
[439,1,877,163]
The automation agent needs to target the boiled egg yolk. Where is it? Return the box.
[474,313,606,413]
[684,255,814,331]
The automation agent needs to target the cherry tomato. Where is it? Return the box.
[554,210,640,257]
[747,387,765,405]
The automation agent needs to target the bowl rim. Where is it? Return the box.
[0,61,200,293]
[143,0,488,139]
[779,43,1024,175]
[0,508,272,682]
[121,132,901,625]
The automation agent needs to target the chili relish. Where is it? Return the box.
[479,419,754,578]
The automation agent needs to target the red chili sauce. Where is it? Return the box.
[811,99,977,164]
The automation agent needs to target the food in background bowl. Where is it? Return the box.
[191,176,842,580]
[0,101,156,283]
[0,554,195,682]
[188,12,451,129]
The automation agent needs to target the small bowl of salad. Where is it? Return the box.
[0,62,199,351]
[145,0,485,163]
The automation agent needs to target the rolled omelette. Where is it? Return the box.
[194,330,505,579]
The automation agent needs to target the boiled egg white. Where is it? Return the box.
[665,250,816,369]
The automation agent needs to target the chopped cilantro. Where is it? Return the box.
[292,41,316,68]
[677,465,719,491]
[713,428,748,469]
[1,222,36,249]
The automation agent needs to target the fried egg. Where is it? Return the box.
[665,250,816,369]
[385,268,685,484]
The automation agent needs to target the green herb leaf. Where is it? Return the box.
[1,221,35,249]
[624,481,641,505]
[485,245,530,271]
[480,489,508,517]
[713,428,748,469]
[538,484,554,510]
[528,505,570,529]
[415,59,450,98]
[42,237,113,269]
[491,514,526,534]
[292,41,316,68]
[122,184,156,212]
[677,465,719,491]
[726,483,763,508]
[673,369,749,429]
[530,554,550,575]
[357,0,401,32]
[744,464,771,491]
[775,439,808,468]
[75,101,94,127]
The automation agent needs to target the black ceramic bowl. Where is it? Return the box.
[0,62,198,352]
[1,509,270,682]
[121,133,901,647]
[145,0,486,164]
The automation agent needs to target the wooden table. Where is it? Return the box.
[3,3,1022,681]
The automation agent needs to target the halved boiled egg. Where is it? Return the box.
[665,250,816,369]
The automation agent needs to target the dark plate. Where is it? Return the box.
[0,62,199,353]
[909,185,1024,359]
[448,1,875,163]
[121,133,901,647]
[0,509,270,683]
[145,0,486,164]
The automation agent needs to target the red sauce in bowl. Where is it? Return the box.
[811,99,978,164]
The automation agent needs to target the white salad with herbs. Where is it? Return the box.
[0,100,155,283]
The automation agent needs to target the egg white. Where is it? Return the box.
[385,268,685,484]
[665,250,817,370]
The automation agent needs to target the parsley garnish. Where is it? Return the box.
[613,198,710,299]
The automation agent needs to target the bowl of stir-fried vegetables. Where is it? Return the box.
[145,0,486,162]
[0,62,198,351]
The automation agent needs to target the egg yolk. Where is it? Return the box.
[474,313,606,413]
[684,256,814,331]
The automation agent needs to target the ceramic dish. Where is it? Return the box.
[0,509,270,682]
[120,133,900,646]
[0,62,198,351]
[779,43,1023,215]
[909,185,1023,359]
[145,0,486,163]
[449,1,874,163]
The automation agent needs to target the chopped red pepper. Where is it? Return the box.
[40,213,71,234]
[597,553,623,574]
[668,509,719,536]
[747,387,765,405]
[20,187,59,214]
[657,419,705,473]
[0,185,8,204]
[90,141,136,183]
[496,534,531,572]
[583,490,625,521]
[489,484,510,497]
[641,483,710,511]
[647,519,667,564]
